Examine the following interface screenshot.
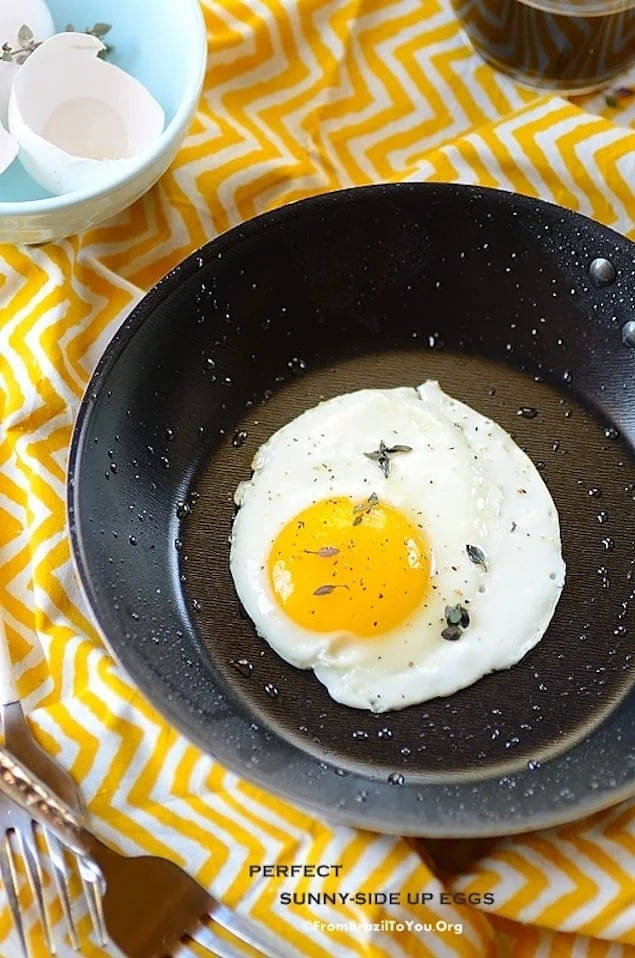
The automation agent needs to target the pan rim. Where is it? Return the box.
[67,182,635,837]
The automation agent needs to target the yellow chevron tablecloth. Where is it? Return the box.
[1,1,634,956]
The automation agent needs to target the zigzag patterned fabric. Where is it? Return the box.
[0,0,634,955]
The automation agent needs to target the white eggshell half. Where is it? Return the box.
[0,120,18,175]
[0,0,55,124]
[8,32,165,195]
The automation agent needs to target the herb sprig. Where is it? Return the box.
[1,22,112,65]
[441,603,470,641]
[352,492,379,526]
[364,440,413,478]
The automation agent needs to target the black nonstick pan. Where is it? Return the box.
[68,183,635,837]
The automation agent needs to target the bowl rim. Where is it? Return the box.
[0,0,207,215]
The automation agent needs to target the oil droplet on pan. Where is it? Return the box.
[232,430,248,448]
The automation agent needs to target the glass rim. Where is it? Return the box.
[519,0,635,14]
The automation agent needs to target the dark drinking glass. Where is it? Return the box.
[451,0,635,93]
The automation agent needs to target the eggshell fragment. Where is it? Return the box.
[8,32,165,195]
[0,0,55,123]
[0,120,18,175]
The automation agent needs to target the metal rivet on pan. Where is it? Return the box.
[589,257,616,286]
[622,319,635,347]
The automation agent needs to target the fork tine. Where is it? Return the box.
[13,822,56,955]
[0,832,29,958]
[188,919,255,958]
[208,903,288,958]
[43,829,79,951]
[77,855,108,947]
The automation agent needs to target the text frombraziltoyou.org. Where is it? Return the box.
[306,919,465,935]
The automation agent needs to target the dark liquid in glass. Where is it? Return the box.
[451,0,635,91]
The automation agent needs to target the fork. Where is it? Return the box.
[0,746,292,958]
[0,614,107,954]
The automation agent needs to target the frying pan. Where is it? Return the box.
[68,183,635,837]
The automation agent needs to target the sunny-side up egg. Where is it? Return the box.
[230,381,566,713]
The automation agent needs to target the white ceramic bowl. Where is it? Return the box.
[0,0,207,244]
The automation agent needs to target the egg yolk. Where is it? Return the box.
[268,496,430,636]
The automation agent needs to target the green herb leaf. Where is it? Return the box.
[314,585,336,596]
[378,457,390,479]
[444,603,470,630]
[386,444,413,454]
[605,94,618,109]
[466,544,487,570]
[304,546,339,558]
[90,22,112,37]
[445,606,463,626]
[18,24,33,44]
[314,583,348,596]
[441,625,462,642]
[1,50,12,61]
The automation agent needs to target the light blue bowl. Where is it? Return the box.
[0,0,206,243]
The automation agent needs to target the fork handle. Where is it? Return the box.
[0,745,103,886]
[0,618,19,706]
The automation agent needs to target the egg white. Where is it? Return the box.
[230,382,565,712]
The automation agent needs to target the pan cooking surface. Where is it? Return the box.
[183,351,634,781]
[69,184,635,835]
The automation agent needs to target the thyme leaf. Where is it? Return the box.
[466,544,487,571]
[441,625,462,642]
[90,22,112,38]
[304,546,340,558]
[445,604,470,629]
[18,24,33,44]
[313,584,349,596]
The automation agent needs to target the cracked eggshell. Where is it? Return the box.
[0,0,55,124]
[0,121,18,175]
[8,32,165,196]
